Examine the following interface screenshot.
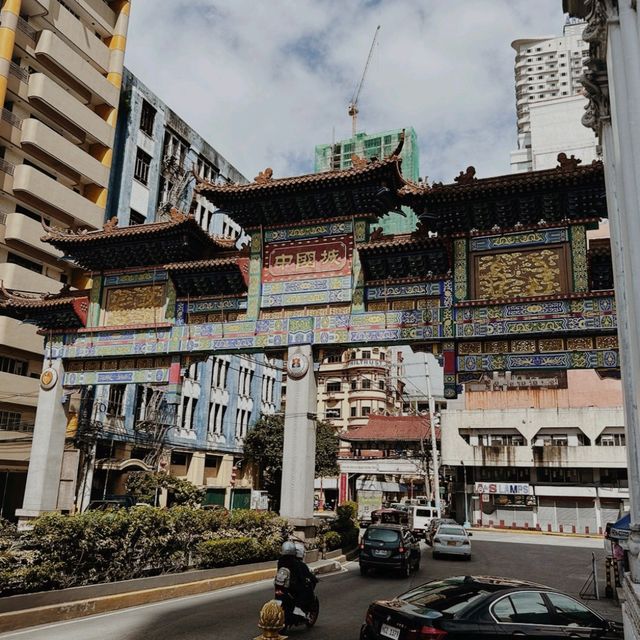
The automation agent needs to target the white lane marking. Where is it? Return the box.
[0,577,276,639]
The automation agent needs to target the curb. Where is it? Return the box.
[0,556,350,635]
[471,526,601,539]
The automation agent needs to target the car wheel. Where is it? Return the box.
[360,564,368,576]
[465,554,472,561]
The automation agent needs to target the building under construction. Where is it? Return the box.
[314,127,420,234]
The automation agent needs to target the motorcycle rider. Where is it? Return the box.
[276,541,317,618]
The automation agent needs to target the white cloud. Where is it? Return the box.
[125,0,565,183]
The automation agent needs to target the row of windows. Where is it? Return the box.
[325,406,373,419]
[325,379,386,392]
[464,433,625,447]
[0,356,28,376]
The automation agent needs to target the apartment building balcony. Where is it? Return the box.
[0,317,43,356]
[35,30,118,107]
[0,261,63,293]
[28,0,111,72]
[27,73,115,147]
[12,164,104,228]
[64,0,118,35]
[0,371,40,407]
[3,212,63,259]
[346,358,390,371]
[20,118,109,187]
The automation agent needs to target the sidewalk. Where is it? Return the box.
[471,525,601,539]
[0,551,355,634]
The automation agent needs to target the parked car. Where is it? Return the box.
[425,517,457,546]
[86,495,136,511]
[432,523,472,559]
[360,575,624,639]
[359,524,421,578]
[408,505,439,539]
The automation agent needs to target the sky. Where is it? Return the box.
[125,0,566,184]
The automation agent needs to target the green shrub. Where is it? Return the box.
[323,530,342,551]
[0,507,290,596]
[197,537,270,568]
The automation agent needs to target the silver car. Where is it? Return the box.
[432,524,472,560]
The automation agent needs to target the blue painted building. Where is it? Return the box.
[80,68,280,509]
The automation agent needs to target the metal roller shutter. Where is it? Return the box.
[495,507,515,526]
[556,498,578,531]
[576,499,597,534]
[538,498,556,531]
[513,507,534,528]
[601,499,622,528]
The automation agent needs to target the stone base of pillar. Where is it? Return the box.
[288,517,317,544]
[623,574,640,640]
[15,508,57,531]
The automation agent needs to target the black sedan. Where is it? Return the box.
[359,524,421,577]
[360,575,623,639]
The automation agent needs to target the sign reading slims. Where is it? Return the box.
[474,482,533,495]
[262,235,353,282]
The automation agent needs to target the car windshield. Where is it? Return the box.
[438,527,466,536]
[401,578,492,618]
[416,509,432,518]
[366,528,400,542]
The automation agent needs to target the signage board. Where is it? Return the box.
[474,482,532,495]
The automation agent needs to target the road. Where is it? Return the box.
[0,532,620,640]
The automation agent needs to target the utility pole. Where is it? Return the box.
[461,460,470,528]
[425,356,440,517]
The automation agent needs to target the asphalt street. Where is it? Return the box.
[0,532,621,640]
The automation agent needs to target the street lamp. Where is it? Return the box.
[461,460,470,529]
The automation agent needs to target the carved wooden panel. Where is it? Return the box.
[104,285,166,327]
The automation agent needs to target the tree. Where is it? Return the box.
[125,472,204,507]
[243,414,339,511]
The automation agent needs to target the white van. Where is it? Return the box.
[409,505,439,539]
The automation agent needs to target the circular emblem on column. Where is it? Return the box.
[40,367,58,390]
[286,351,309,380]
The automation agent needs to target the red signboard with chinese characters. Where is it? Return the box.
[263,236,353,282]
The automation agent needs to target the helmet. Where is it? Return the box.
[294,542,305,560]
[281,541,297,556]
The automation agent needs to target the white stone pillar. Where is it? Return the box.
[16,358,68,528]
[280,345,317,523]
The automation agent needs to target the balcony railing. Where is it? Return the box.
[9,61,29,83]
[17,17,37,42]
[1,108,22,129]
[0,158,15,175]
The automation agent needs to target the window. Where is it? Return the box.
[139,100,156,137]
[362,406,371,416]
[205,455,218,468]
[361,378,371,390]
[0,410,21,431]
[325,408,341,419]
[134,148,151,185]
[378,380,385,390]
[324,351,342,363]
[107,385,126,416]
[597,432,626,446]
[171,451,188,466]
[350,407,357,417]
[163,130,189,168]
[546,593,602,628]
[351,380,357,390]
[0,356,28,376]
[493,592,550,624]
[326,381,341,393]
[7,252,42,274]
[129,209,145,225]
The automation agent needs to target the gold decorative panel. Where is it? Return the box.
[475,248,565,299]
[417,297,440,309]
[458,342,482,355]
[596,335,618,349]
[104,285,165,327]
[392,299,415,310]
[567,337,594,350]
[511,340,536,353]
[539,338,564,352]
[484,340,509,353]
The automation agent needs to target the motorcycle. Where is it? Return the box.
[274,565,320,629]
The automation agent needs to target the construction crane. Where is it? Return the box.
[348,25,380,139]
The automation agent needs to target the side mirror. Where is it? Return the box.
[468,532,473,537]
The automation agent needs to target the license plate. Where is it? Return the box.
[380,623,401,640]
[373,549,389,557]
[447,541,457,546]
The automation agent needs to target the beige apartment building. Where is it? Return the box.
[0,0,130,519]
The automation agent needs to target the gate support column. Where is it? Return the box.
[16,357,67,529]
[280,345,316,526]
